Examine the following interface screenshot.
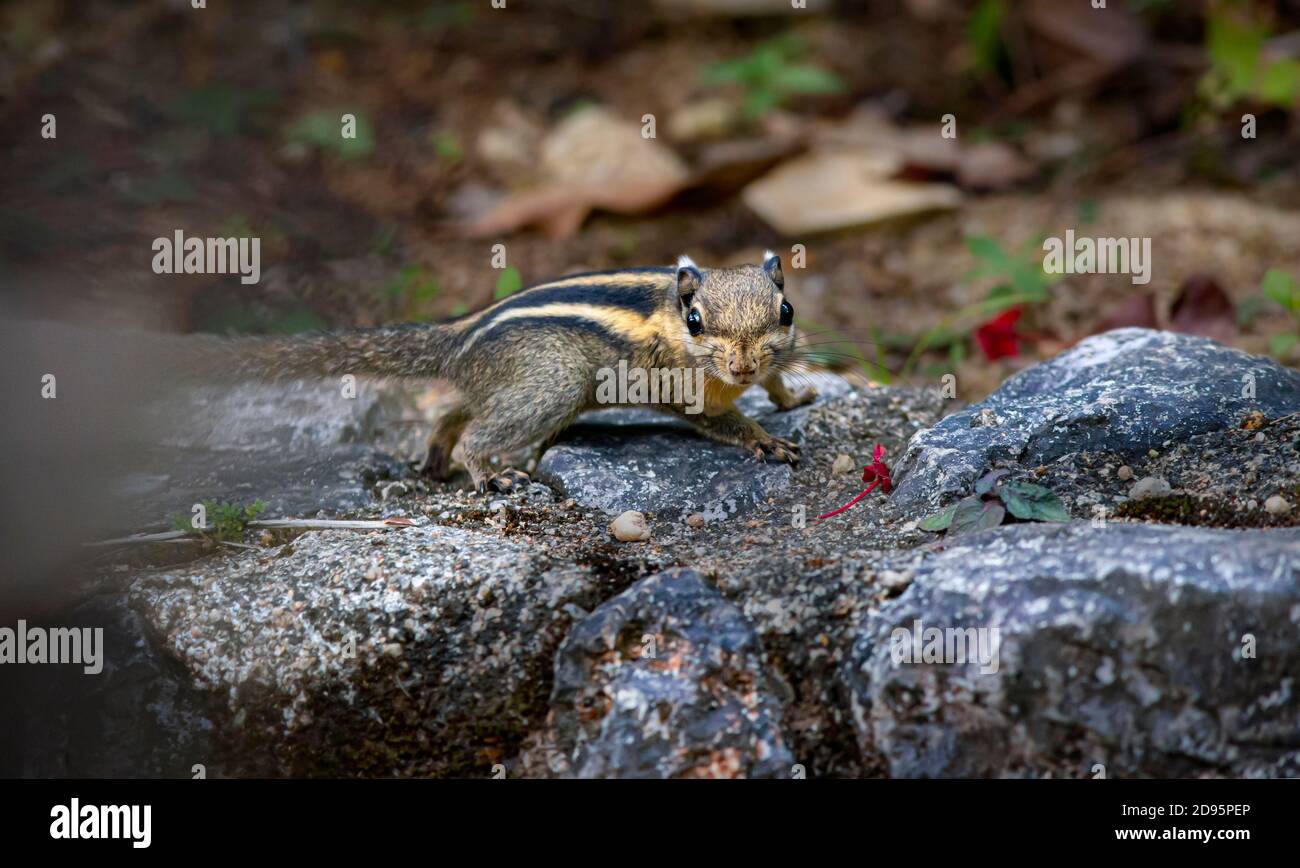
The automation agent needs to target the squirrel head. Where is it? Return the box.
[674,251,795,386]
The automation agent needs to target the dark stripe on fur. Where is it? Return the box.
[463,269,670,335]
[470,315,633,353]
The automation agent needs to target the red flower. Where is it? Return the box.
[817,444,892,521]
[975,307,1022,361]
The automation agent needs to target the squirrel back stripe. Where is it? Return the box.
[453,269,670,333]
[470,314,635,354]
[458,301,662,355]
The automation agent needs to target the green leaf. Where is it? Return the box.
[702,58,753,86]
[999,481,1070,522]
[967,0,1006,73]
[975,469,1009,496]
[1270,332,1299,358]
[770,64,845,96]
[288,110,375,160]
[966,235,1010,269]
[920,503,959,531]
[743,88,781,119]
[1258,59,1300,107]
[494,266,522,299]
[950,496,1005,535]
[1261,269,1298,311]
[1208,15,1264,98]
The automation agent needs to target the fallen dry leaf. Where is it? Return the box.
[463,113,803,238]
[463,106,691,238]
[742,150,960,235]
[815,106,1033,190]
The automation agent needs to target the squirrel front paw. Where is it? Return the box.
[745,434,800,464]
[482,468,531,494]
[770,385,818,411]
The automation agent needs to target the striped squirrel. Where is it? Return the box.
[228,251,818,492]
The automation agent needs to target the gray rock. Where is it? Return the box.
[549,568,794,778]
[129,522,603,777]
[114,380,421,529]
[841,522,1300,778]
[892,329,1300,510]
[535,372,853,519]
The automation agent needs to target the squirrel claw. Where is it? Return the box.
[748,436,800,465]
[484,468,531,494]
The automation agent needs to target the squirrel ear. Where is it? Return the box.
[676,255,702,300]
[762,250,784,289]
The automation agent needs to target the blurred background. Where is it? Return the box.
[3,0,1300,395]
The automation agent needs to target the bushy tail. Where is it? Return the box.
[182,323,461,383]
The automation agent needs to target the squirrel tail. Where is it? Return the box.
[185,322,462,382]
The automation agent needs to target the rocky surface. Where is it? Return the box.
[115,379,424,530]
[536,372,853,519]
[32,328,1300,778]
[545,568,793,778]
[128,522,610,776]
[892,329,1300,510]
[842,522,1300,778]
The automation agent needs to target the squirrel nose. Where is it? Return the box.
[728,360,757,376]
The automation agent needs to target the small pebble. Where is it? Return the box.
[379,481,409,501]
[1116,465,1133,481]
[686,513,706,528]
[1130,476,1172,500]
[831,454,855,474]
[1264,495,1292,516]
[880,569,914,591]
[610,510,651,542]
[1148,449,1159,459]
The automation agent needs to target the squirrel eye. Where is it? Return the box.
[779,299,794,326]
[686,308,703,336]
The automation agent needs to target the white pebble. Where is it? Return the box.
[1264,495,1292,516]
[610,510,651,542]
[1130,476,1172,500]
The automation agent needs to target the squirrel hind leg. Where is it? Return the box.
[458,379,588,492]
[417,401,473,480]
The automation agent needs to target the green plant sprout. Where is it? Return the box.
[494,266,523,299]
[702,34,845,119]
[1201,12,1300,110]
[1260,268,1300,360]
[171,499,267,544]
[287,110,375,159]
[920,470,1068,536]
